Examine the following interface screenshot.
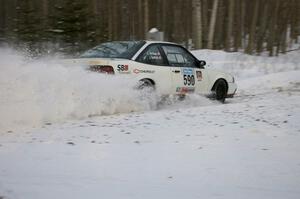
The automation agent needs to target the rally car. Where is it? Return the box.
[75,40,237,102]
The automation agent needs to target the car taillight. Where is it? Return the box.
[89,65,115,74]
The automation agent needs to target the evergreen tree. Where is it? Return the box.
[50,0,95,55]
[13,0,41,53]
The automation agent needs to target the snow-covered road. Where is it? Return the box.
[0,49,300,199]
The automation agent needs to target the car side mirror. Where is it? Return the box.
[198,60,206,68]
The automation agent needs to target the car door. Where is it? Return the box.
[161,45,205,94]
[135,44,173,95]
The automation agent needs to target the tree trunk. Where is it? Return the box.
[161,0,167,40]
[192,0,202,49]
[256,0,268,55]
[0,0,5,38]
[207,0,219,49]
[156,0,162,30]
[144,0,149,38]
[137,0,144,39]
[113,0,119,40]
[214,0,225,49]
[289,0,298,45]
[120,0,129,40]
[246,0,259,55]
[234,0,242,51]
[108,0,113,40]
[225,0,234,51]
[277,1,289,55]
[296,0,300,43]
[202,0,208,48]
[267,0,280,56]
[41,0,48,26]
[240,0,246,48]
[280,26,288,54]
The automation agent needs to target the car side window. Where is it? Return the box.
[136,45,165,66]
[162,45,198,67]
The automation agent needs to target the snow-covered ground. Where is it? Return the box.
[0,49,300,199]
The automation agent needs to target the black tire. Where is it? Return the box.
[213,79,228,103]
[138,79,155,90]
[137,79,157,109]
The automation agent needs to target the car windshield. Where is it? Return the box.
[80,41,145,59]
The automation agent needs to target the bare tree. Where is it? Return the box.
[214,0,225,49]
[202,0,208,48]
[120,0,130,40]
[267,0,280,56]
[144,0,149,38]
[233,0,242,51]
[256,0,269,55]
[107,0,113,40]
[207,0,219,49]
[192,0,202,49]
[225,0,235,51]
[0,0,5,38]
[246,0,259,54]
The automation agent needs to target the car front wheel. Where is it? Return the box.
[212,79,228,103]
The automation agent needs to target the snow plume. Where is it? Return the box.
[0,48,159,132]
[0,48,216,132]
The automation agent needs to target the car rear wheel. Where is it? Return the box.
[138,79,155,90]
[137,79,157,109]
[212,79,228,103]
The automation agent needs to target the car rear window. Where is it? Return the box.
[80,41,145,59]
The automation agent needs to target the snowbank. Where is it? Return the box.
[192,49,300,79]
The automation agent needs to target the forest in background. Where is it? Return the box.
[0,0,300,56]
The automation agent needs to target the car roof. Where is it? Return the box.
[143,40,178,45]
[101,40,179,46]
[130,40,185,61]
